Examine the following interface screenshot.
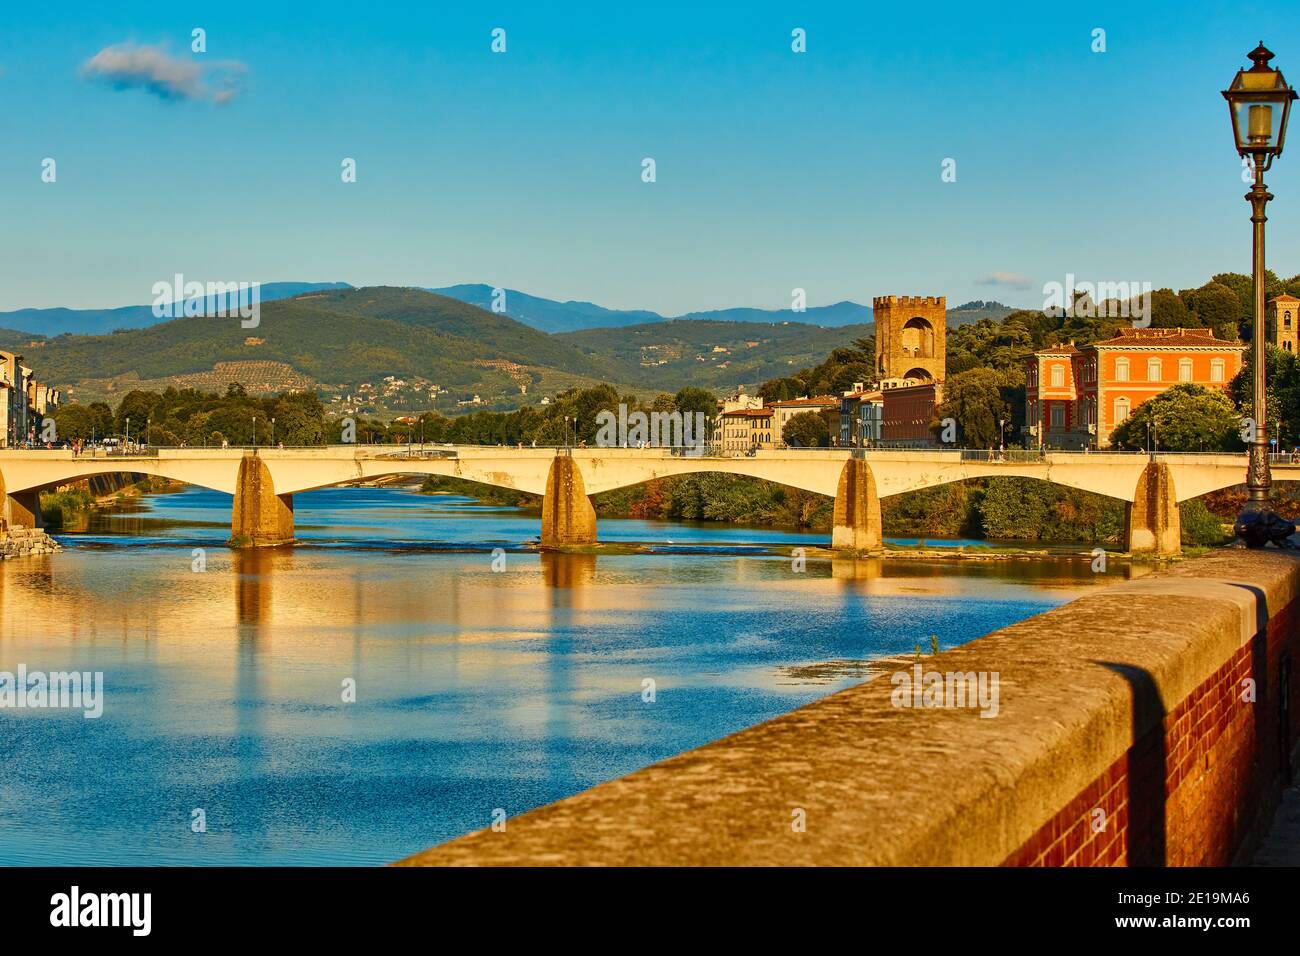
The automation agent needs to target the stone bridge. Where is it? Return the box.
[0,446,1291,555]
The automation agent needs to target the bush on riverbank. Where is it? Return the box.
[419,475,539,507]
[39,489,97,529]
[1180,499,1229,546]
[978,478,1126,544]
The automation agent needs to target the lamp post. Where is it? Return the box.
[1224,43,1296,544]
[998,418,1006,454]
[252,415,257,448]
[271,417,276,447]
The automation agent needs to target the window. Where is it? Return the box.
[1114,397,1131,424]
[1179,358,1193,382]
[1050,364,1064,388]
[1286,311,1293,328]
[1147,358,1162,381]
[1051,406,1064,428]
[1211,358,1225,383]
[1115,357,1129,382]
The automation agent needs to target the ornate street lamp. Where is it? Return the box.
[1224,43,1296,545]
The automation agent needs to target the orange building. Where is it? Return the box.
[1024,328,1246,449]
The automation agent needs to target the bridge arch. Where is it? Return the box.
[0,454,244,496]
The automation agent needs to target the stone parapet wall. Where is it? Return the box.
[398,549,1300,866]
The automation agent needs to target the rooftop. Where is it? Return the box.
[768,394,841,407]
[1089,327,1243,349]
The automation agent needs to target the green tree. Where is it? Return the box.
[934,368,1011,447]
[1231,345,1300,448]
[1188,281,1245,341]
[88,402,114,437]
[759,377,804,402]
[113,389,163,436]
[1109,384,1241,451]
[782,410,831,447]
[1149,288,1194,328]
[51,403,101,441]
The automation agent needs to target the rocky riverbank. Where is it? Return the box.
[0,526,62,560]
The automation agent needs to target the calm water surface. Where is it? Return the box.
[0,485,1121,865]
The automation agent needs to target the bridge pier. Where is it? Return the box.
[230,455,295,548]
[0,470,43,531]
[541,455,597,549]
[1124,461,1180,556]
[832,459,882,553]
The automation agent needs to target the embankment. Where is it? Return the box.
[398,548,1300,866]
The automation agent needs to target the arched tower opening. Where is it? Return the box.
[872,295,947,384]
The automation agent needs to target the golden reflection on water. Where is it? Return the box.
[0,548,1141,653]
[0,547,1140,689]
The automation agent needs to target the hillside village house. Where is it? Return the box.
[1023,328,1246,450]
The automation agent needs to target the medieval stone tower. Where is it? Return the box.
[872,295,946,383]
[1269,294,1300,354]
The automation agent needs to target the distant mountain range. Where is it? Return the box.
[425,284,882,332]
[429,283,1014,331]
[1,281,1013,340]
[0,282,352,339]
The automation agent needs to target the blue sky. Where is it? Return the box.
[2,0,1300,315]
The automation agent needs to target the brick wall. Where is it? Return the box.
[1005,596,1299,866]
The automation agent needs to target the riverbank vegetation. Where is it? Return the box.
[39,475,180,529]
[39,488,97,529]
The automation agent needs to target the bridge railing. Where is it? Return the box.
[6,442,1280,464]
[957,448,1046,463]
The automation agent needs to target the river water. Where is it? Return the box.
[0,485,1123,865]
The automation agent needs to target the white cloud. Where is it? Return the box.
[81,43,246,104]
[976,272,1033,290]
